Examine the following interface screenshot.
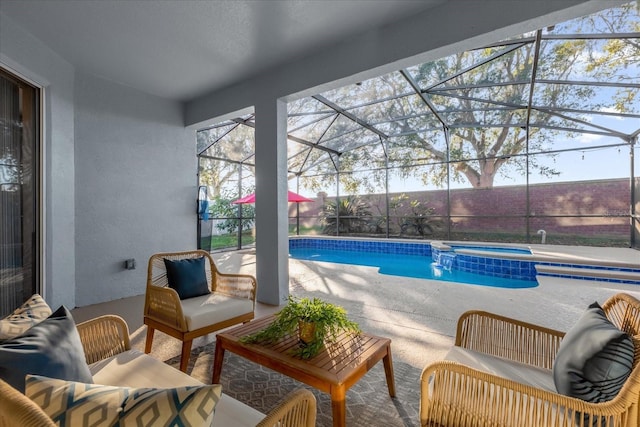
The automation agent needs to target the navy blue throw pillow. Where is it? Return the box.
[164,257,210,300]
[0,305,93,393]
[553,302,634,403]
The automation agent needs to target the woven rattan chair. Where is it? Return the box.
[0,378,57,427]
[144,250,257,372]
[420,293,640,427]
[256,388,317,427]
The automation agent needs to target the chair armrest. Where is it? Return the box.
[0,379,56,427]
[420,361,639,427]
[76,315,131,365]
[213,271,257,303]
[455,310,565,369]
[144,285,187,331]
[256,388,317,427]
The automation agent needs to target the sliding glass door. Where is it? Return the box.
[0,68,40,317]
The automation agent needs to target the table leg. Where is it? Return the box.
[211,339,226,384]
[383,344,396,397]
[330,384,347,427]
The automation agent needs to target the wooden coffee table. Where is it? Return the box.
[212,314,396,427]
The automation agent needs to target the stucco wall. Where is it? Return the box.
[74,72,196,306]
[1,12,198,308]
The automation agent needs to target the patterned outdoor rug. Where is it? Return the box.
[165,342,421,427]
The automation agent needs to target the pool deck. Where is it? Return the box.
[72,243,640,372]
[529,243,640,265]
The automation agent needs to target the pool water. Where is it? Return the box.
[289,248,537,289]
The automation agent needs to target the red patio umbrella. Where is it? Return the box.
[232,190,313,235]
[231,190,313,204]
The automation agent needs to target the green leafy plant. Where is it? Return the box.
[209,188,255,234]
[320,195,372,234]
[240,296,361,359]
[388,193,442,237]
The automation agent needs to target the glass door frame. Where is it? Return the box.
[0,64,43,311]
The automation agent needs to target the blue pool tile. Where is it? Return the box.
[289,238,639,285]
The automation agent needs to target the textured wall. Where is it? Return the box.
[74,72,195,306]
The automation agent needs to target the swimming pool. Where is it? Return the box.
[289,239,538,289]
[289,237,640,287]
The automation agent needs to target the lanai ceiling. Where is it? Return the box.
[0,0,445,101]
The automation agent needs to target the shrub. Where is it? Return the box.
[320,195,372,234]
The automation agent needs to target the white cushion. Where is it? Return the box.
[215,394,265,427]
[89,349,264,427]
[445,346,556,392]
[181,293,253,331]
[90,349,202,388]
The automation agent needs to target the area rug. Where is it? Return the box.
[165,342,421,427]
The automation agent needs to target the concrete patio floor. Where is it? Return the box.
[72,245,640,372]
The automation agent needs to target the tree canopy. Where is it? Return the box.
[288,1,639,191]
[199,1,639,196]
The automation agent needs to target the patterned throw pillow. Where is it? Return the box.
[26,375,221,427]
[0,294,52,340]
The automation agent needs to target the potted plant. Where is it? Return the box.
[240,296,361,359]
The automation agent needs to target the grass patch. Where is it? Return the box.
[200,232,255,251]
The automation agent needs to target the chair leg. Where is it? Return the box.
[180,340,193,372]
[144,327,155,354]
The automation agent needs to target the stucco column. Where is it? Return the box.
[254,98,289,305]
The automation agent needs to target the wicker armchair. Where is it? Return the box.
[0,379,56,427]
[144,250,257,372]
[256,388,317,427]
[420,293,640,427]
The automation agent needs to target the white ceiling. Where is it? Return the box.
[0,0,446,102]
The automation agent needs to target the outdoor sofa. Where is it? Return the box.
[420,292,640,427]
[0,313,316,427]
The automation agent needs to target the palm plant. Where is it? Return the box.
[391,193,442,237]
[321,195,372,234]
[400,199,441,237]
